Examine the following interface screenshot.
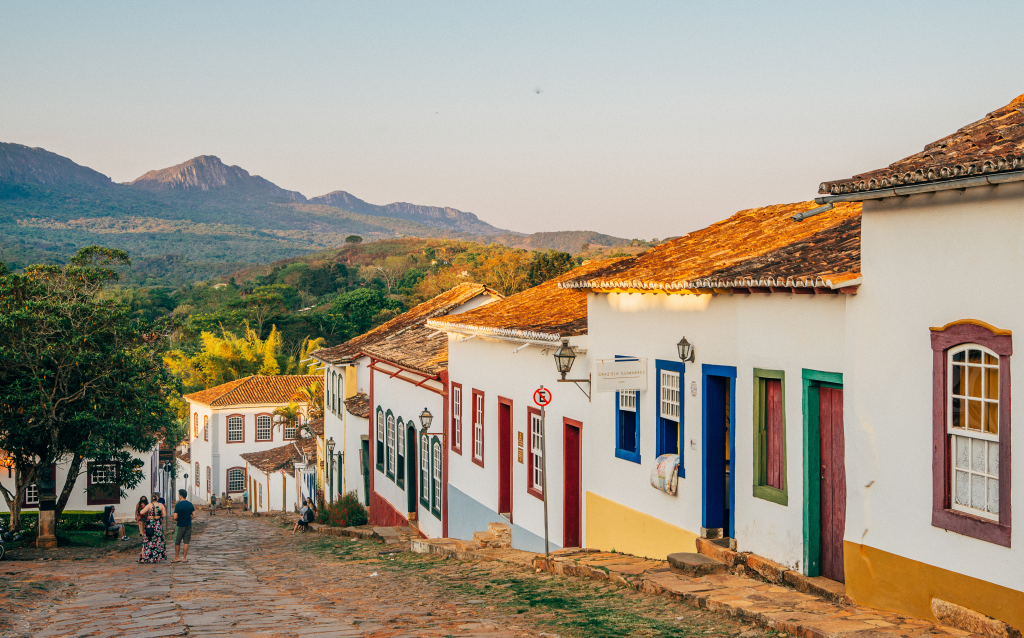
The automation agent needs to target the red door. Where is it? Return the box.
[819,387,846,583]
[563,419,582,548]
[498,399,513,518]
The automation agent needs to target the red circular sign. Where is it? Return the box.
[533,388,552,407]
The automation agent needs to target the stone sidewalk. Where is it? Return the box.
[410,536,993,638]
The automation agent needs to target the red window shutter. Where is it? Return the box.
[765,378,784,489]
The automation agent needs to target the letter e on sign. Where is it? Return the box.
[533,387,552,407]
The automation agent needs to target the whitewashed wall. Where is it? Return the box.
[0,446,157,519]
[187,401,303,505]
[445,334,590,553]
[586,290,847,567]
[372,369,446,538]
[848,185,1024,591]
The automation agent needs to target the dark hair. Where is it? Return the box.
[178,488,187,498]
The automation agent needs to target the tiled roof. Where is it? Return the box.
[307,417,324,437]
[362,325,449,375]
[344,393,370,419]
[686,215,861,290]
[310,283,499,366]
[175,450,190,464]
[559,202,861,294]
[428,259,624,342]
[820,92,1024,196]
[184,375,320,407]
[240,438,317,476]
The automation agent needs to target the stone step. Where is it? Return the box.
[472,531,497,545]
[667,552,728,577]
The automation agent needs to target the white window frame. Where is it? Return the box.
[452,386,462,449]
[433,440,442,511]
[530,411,544,492]
[421,435,430,501]
[473,393,484,460]
[206,466,211,493]
[227,416,243,442]
[660,370,680,421]
[25,483,39,506]
[947,343,1001,521]
[377,412,385,443]
[619,390,637,412]
[397,420,406,459]
[386,414,396,476]
[227,468,245,492]
[284,415,297,440]
[256,415,273,441]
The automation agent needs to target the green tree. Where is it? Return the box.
[528,250,576,287]
[0,247,180,531]
[345,235,362,244]
[328,288,403,339]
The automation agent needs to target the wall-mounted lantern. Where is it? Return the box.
[677,337,695,363]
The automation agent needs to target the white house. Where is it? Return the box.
[428,261,617,552]
[1,445,160,521]
[557,200,861,571]
[183,374,318,507]
[311,282,500,533]
[241,438,317,514]
[812,92,1024,630]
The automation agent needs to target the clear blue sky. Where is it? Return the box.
[2,1,1022,238]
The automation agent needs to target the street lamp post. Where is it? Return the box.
[326,437,336,504]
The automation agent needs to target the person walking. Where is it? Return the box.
[173,488,196,563]
[209,492,217,516]
[137,494,168,563]
[242,488,248,512]
[224,493,233,514]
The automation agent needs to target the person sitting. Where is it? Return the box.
[292,498,314,534]
[103,505,129,541]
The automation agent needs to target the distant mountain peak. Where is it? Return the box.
[126,155,306,202]
[0,142,113,188]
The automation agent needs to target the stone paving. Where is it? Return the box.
[1,514,750,638]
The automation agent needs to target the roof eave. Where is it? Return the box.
[817,169,1024,204]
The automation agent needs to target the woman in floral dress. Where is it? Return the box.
[138,493,168,563]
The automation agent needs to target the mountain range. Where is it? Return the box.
[0,142,630,285]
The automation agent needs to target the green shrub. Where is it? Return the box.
[317,491,368,528]
[1,510,104,532]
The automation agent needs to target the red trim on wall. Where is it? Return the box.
[930,322,1012,547]
[254,412,275,442]
[226,413,246,444]
[498,396,514,519]
[451,381,463,455]
[526,406,543,501]
[563,417,583,549]
[369,490,409,527]
[472,389,485,468]
[440,369,450,538]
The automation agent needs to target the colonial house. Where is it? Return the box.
[183,374,319,507]
[558,201,861,568]
[427,260,620,552]
[240,438,317,514]
[311,282,500,531]
[0,446,159,518]
[810,92,1024,630]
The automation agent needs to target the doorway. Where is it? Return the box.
[498,398,513,520]
[563,418,582,548]
[801,370,845,581]
[702,365,736,539]
[406,425,418,515]
[360,440,371,506]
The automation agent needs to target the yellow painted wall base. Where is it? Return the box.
[586,492,699,560]
[845,541,1024,632]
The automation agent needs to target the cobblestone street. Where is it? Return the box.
[1,515,750,638]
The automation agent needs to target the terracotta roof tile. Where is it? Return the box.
[427,258,624,341]
[175,450,190,464]
[310,283,499,365]
[361,325,449,375]
[687,215,861,290]
[559,202,861,293]
[184,375,320,407]
[307,417,324,437]
[240,438,317,476]
[821,92,1024,195]
[344,393,369,419]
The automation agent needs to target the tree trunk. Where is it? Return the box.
[0,462,38,532]
[55,453,84,521]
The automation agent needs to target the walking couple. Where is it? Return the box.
[137,488,196,563]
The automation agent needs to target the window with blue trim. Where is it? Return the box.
[616,389,641,463]
[656,360,684,465]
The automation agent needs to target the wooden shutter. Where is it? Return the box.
[765,378,784,489]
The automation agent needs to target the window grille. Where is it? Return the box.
[948,345,1000,520]
[473,393,484,460]
[227,416,243,442]
[256,415,272,441]
[203,416,208,441]
[619,390,637,412]
[660,371,680,420]
[386,414,396,477]
[25,483,39,506]
[206,466,211,493]
[421,435,430,501]
[452,386,462,449]
[433,440,442,512]
[530,411,543,492]
[228,468,245,492]
[195,462,200,487]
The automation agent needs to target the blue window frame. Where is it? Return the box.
[614,355,643,463]
[655,360,685,473]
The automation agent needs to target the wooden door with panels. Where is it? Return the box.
[819,387,847,583]
[563,418,583,549]
[498,398,513,520]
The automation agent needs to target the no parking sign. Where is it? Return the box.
[533,387,552,407]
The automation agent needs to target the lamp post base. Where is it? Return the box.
[36,498,58,548]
